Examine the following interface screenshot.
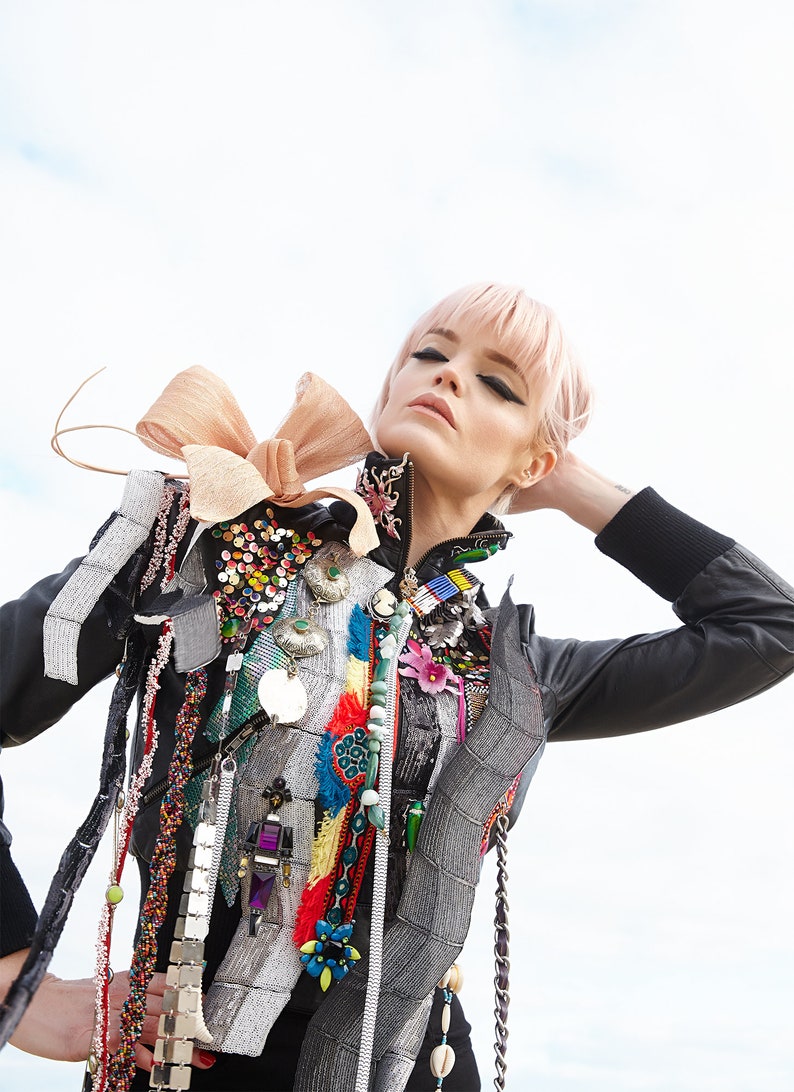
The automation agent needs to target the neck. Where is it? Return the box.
[406,474,494,569]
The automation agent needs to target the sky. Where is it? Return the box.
[1,2,792,1089]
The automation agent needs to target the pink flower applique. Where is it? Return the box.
[356,461,405,540]
[361,476,397,522]
[398,638,458,695]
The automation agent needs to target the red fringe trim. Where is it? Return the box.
[327,691,368,738]
[293,876,333,947]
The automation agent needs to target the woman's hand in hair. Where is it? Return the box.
[512,450,634,534]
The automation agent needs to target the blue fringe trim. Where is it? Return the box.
[347,604,372,661]
[315,732,351,816]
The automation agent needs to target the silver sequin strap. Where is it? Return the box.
[43,469,166,684]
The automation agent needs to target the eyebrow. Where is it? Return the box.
[427,326,526,385]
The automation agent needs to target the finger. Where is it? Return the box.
[193,1048,217,1071]
[135,1041,155,1073]
[140,1013,164,1047]
[147,972,169,996]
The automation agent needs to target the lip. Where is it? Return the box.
[407,394,456,429]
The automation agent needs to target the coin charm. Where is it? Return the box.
[258,667,309,726]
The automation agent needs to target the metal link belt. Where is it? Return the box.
[493,809,510,1091]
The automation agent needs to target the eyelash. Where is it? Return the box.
[410,349,525,405]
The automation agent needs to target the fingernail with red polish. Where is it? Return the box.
[198,1050,217,1067]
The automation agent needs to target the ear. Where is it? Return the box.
[511,449,557,492]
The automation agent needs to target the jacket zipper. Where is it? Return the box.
[398,460,507,586]
[140,708,270,808]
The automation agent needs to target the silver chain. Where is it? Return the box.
[493,808,510,1091]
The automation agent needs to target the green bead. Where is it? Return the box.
[405,800,425,853]
[293,619,310,632]
[367,739,381,753]
[328,565,341,579]
[368,804,386,830]
[105,884,124,905]
[370,681,388,696]
[221,618,240,637]
[365,751,379,789]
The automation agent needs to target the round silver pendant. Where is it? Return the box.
[272,616,329,658]
[303,556,351,604]
[257,668,308,725]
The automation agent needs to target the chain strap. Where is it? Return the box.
[493,808,510,1091]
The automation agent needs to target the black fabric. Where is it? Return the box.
[0,846,37,953]
[128,991,479,1092]
[595,486,735,601]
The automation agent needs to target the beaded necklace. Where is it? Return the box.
[106,667,207,1091]
[89,625,173,1092]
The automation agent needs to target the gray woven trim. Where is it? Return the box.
[43,469,165,684]
[294,585,546,1092]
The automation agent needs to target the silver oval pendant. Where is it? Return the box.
[271,616,329,658]
[303,556,351,604]
[257,668,308,725]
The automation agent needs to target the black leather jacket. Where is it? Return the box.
[1,454,792,960]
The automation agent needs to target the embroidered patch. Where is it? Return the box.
[356,455,407,540]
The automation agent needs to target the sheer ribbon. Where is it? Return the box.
[137,367,379,556]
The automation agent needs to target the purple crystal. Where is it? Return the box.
[249,871,276,910]
[258,821,281,853]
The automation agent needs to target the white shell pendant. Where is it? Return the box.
[257,668,308,727]
[429,1043,456,1079]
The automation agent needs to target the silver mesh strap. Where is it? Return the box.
[44,469,166,684]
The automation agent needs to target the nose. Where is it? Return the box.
[431,359,464,394]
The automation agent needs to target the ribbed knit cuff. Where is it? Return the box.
[0,846,38,957]
[595,487,736,602]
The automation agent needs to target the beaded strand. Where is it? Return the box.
[139,485,179,593]
[89,626,173,1092]
[431,965,464,1088]
[106,668,207,1091]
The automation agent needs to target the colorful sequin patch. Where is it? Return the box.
[210,510,321,641]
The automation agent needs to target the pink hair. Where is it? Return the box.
[372,283,593,458]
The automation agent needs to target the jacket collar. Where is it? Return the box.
[353,451,512,586]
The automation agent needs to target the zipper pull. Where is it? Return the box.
[222,709,269,756]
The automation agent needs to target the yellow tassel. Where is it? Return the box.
[345,655,368,701]
[306,809,346,887]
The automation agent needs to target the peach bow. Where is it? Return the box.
[136,367,379,556]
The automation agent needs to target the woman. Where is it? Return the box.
[1,284,792,1091]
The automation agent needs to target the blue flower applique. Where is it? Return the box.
[299,919,361,991]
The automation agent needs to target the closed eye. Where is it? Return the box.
[478,374,526,405]
[411,348,449,362]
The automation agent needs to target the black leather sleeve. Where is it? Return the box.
[522,489,794,741]
[0,559,127,955]
[0,559,127,748]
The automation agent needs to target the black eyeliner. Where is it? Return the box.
[478,374,526,405]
